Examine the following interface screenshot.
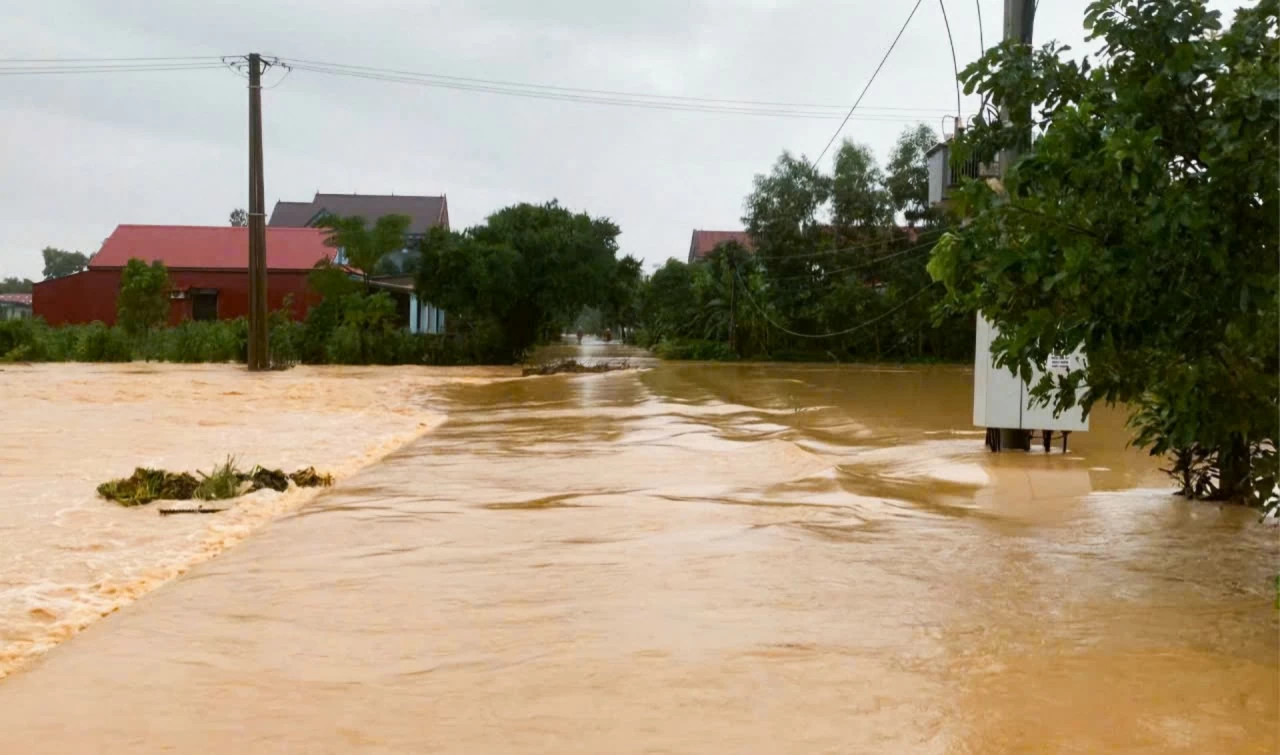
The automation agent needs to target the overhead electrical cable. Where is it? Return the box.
[812,0,925,166]
[735,271,939,339]
[760,239,940,281]
[939,0,963,119]
[277,55,953,115]
[975,0,986,55]
[754,227,944,261]
[289,62,946,121]
[0,55,225,63]
[0,62,227,75]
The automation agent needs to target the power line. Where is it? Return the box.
[0,55,225,63]
[277,55,954,115]
[976,0,987,55]
[0,63,226,76]
[735,270,939,339]
[761,239,938,281]
[812,0,925,167]
[289,63,944,121]
[754,227,944,261]
[939,0,963,119]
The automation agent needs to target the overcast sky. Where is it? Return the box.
[0,0,1235,280]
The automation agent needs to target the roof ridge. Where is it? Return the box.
[311,192,444,199]
[113,224,325,231]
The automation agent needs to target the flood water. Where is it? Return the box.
[1,344,1276,753]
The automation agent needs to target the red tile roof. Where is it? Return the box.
[0,293,32,305]
[688,230,754,262]
[88,225,335,271]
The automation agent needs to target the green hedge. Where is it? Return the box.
[651,338,738,361]
[0,315,489,367]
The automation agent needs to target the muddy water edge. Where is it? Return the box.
[0,352,1275,753]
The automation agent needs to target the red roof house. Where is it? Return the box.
[33,225,334,326]
[687,230,754,263]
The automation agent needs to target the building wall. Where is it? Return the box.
[1,304,32,321]
[34,269,321,326]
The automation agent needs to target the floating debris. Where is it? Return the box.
[521,359,631,377]
[97,457,334,507]
[157,505,230,516]
[289,467,334,488]
[96,469,199,507]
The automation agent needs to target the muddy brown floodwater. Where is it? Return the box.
[0,344,1275,753]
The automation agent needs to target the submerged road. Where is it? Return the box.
[1,344,1275,753]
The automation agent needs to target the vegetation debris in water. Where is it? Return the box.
[522,359,631,377]
[97,457,334,507]
[96,469,199,507]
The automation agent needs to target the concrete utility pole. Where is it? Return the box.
[992,0,1037,451]
[246,53,269,371]
[1000,0,1037,174]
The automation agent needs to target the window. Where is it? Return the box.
[192,290,218,321]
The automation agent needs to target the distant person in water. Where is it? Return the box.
[576,330,584,344]
[603,328,613,343]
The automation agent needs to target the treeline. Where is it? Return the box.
[1,202,633,366]
[633,126,975,363]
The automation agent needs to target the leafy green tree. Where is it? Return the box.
[229,208,248,227]
[41,248,89,279]
[885,124,940,227]
[928,0,1277,505]
[736,136,966,361]
[116,258,171,336]
[417,201,621,360]
[0,277,33,294]
[328,292,400,365]
[315,213,412,289]
[831,141,893,233]
[640,259,698,344]
[601,255,644,338]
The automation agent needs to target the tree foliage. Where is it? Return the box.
[0,277,33,294]
[41,247,89,280]
[417,201,621,360]
[928,0,1278,506]
[315,213,412,289]
[643,127,971,362]
[116,258,171,335]
[229,208,248,227]
[886,124,942,226]
[601,255,644,337]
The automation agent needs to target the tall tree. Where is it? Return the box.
[41,247,89,279]
[831,141,892,233]
[885,124,940,227]
[601,255,644,337]
[116,258,171,335]
[928,0,1277,506]
[229,208,248,227]
[315,214,412,289]
[0,277,33,294]
[417,202,621,360]
[641,259,699,344]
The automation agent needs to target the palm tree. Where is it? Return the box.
[314,213,412,290]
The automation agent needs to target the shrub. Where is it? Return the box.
[0,318,43,361]
[74,322,133,362]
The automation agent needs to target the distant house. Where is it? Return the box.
[0,293,32,321]
[688,230,754,264]
[33,225,333,326]
[269,192,450,333]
